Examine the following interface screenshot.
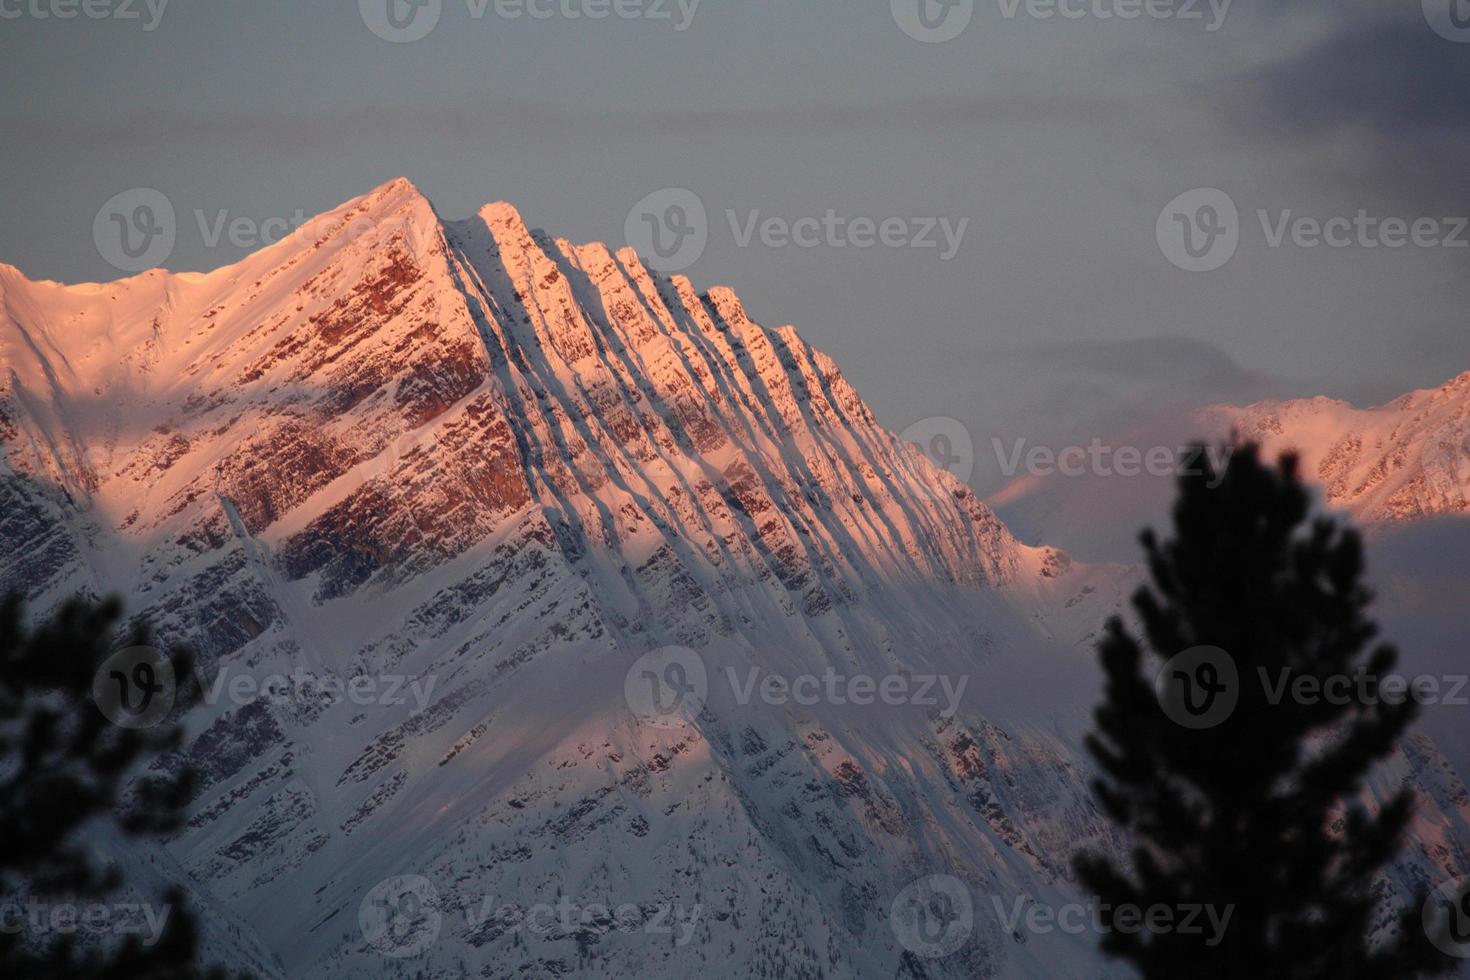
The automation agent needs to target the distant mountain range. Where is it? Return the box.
[991,371,1470,562]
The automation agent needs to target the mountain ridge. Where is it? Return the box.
[1,179,1465,978]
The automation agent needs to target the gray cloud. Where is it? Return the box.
[1225,7,1470,210]
[1001,335,1268,389]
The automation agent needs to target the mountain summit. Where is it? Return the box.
[1,181,1463,978]
[0,178,1031,611]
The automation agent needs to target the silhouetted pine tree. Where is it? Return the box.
[1073,444,1452,978]
[0,593,240,979]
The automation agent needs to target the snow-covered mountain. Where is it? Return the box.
[991,373,1470,562]
[1203,374,1470,524]
[1,180,1465,978]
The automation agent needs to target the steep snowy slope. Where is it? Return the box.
[0,180,1464,978]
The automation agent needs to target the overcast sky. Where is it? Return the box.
[3,0,1467,510]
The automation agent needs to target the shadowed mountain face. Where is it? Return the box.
[1,180,1466,978]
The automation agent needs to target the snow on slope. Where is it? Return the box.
[0,180,1464,978]
[990,372,1470,562]
[1203,373,1470,524]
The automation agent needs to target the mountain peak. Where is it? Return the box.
[476,200,531,236]
[362,175,426,203]
[703,284,749,326]
[334,176,439,229]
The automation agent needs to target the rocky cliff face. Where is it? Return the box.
[1,180,1464,978]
